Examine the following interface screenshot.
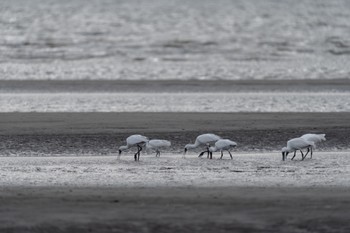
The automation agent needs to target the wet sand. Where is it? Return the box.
[1,79,350,93]
[0,112,349,155]
[1,186,350,233]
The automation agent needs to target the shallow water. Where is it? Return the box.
[1,0,349,113]
[0,0,350,81]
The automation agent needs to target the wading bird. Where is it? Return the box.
[281,137,315,161]
[146,139,171,157]
[119,134,149,161]
[209,139,237,159]
[299,133,326,159]
[184,133,221,159]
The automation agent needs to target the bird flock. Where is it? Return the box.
[119,133,326,161]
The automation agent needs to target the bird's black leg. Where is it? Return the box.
[300,150,305,160]
[304,147,310,159]
[228,151,233,159]
[209,151,213,159]
[137,145,142,161]
[291,151,296,160]
[220,151,223,159]
[134,152,138,161]
[156,150,160,157]
[207,147,210,159]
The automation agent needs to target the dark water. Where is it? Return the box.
[0,0,350,80]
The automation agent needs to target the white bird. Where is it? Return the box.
[281,137,315,161]
[146,139,171,157]
[299,133,326,159]
[209,139,237,159]
[118,134,149,161]
[184,133,221,159]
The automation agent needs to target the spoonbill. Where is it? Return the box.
[146,139,171,157]
[281,137,315,161]
[184,133,221,159]
[119,134,149,161]
[209,139,237,159]
[299,133,326,159]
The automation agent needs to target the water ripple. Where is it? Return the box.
[0,92,349,112]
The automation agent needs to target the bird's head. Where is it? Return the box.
[118,145,128,156]
[281,147,289,161]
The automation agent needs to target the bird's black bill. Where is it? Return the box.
[198,151,206,157]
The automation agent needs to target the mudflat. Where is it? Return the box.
[0,112,348,155]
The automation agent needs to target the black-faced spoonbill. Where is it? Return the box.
[209,139,237,159]
[281,137,315,161]
[299,133,326,159]
[184,133,221,159]
[146,139,171,157]
[119,134,149,161]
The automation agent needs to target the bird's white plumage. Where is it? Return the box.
[209,139,237,159]
[146,139,171,149]
[146,139,171,157]
[185,133,221,150]
[196,133,221,144]
[299,133,326,159]
[281,137,315,161]
[301,134,326,144]
[283,137,315,153]
[184,133,221,158]
[209,139,237,152]
[125,134,149,146]
[119,134,149,161]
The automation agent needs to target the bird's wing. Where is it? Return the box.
[301,134,326,143]
[149,139,171,147]
[214,139,237,150]
[288,138,313,149]
[215,140,227,148]
[127,134,149,145]
[198,134,221,144]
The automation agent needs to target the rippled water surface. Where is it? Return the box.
[1,92,349,112]
[1,0,350,80]
[1,0,349,112]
